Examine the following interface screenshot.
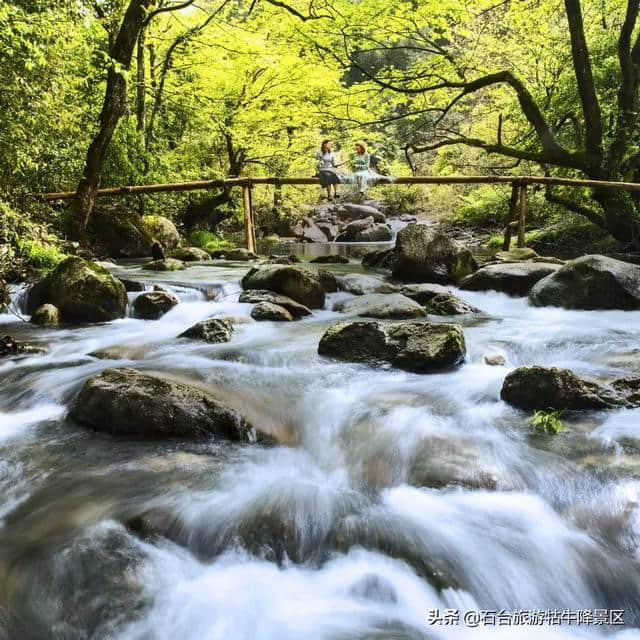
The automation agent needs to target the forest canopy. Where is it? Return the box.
[3,0,640,254]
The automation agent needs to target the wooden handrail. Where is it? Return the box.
[36,174,640,202]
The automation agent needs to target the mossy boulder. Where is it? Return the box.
[68,367,272,442]
[333,293,427,319]
[425,292,479,315]
[89,208,154,258]
[530,254,640,309]
[336,273,398,295]
[460,262,560,296]
[210,248,258,261]
[392,224,477,284]
[27,257,127,323]
[241,265,325,308]
[140,215,181,250]
[399,283,451,305]
[179,318,234,343]
[501,366,626,410]
[141,258,185,271]
[132,291,179,320]
[170,247,210,262]
[362,248,396,270]
[318,320,466,372]
[31,303,61,326]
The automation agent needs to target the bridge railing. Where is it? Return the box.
[38,175,640,254]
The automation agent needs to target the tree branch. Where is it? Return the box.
[544,185,605,226]
[144,0,196,25]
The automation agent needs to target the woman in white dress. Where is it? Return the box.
[315,140,343,200]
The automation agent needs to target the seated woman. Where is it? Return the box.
[315,140,343,200]
[351,140,392,193]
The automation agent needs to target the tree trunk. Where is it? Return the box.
[592,187,640,245]
[136,28,146,133]
[69,0,150,239]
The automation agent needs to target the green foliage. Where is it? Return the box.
[381,185,429,215]
[187,230,234,251]
[15,239,66,270]
[529,410,565,435]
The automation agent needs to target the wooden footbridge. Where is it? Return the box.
[39,175,640,254]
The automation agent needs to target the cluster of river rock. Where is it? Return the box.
[13,222,640,444]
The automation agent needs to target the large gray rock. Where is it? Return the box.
[399,283,451,305]
[333,293,427,319]
[241,265,325,308]
[250,301,294,321]
[179,318,234,343]
[170,246,210,262]
[210,248,258,261]
[31,303,61,326]
[132,291,179,319]
[315,222,339,241]
[69,368,271,442]
[501,366,626,410]
[292,217,329,243]
[238,290,311,318]
[425,293,480,315]
[334,216,374,241]
[461,262,560,296]
[392,224,477,284]
[27,257,127,323]
[335,217,393,242]
[354,223,393,242]
[362,248,396,270]
[337,273,399,295]
[140,215,181,251]
[530,255,640,309]
[318,321,466,372]
[142,258,185,271]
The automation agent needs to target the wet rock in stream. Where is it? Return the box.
[530,254,640,309]
[132,290,179,319]
[318,321,466,372]
[179,318,235,342]
[333,293,426,319]
[250,301,294,321]
[460,261,561,296]
[69,367,275,443]
[501,366,631,410]
[241,265,326,308]
[392,223,477,284]
[238,289,311,317]
[26,257,127,323]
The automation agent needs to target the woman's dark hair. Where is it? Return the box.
[321,139,331,153]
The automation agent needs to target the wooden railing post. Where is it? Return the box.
[502,182,520,250]
[242,182,256,254]
[517,183,528,248]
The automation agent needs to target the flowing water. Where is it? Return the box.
[1,259,640,639]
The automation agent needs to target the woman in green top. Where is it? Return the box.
[353,140,372,193]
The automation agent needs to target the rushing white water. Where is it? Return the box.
[1,260,639,638]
